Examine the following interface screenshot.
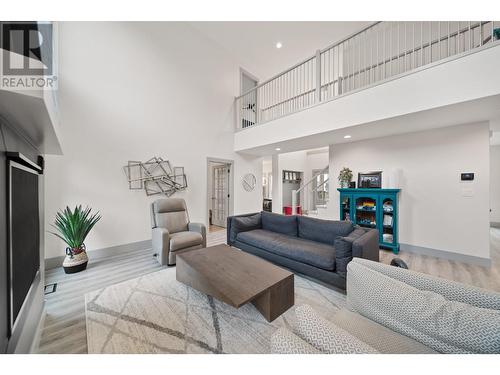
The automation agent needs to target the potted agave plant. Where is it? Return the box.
[50,205,101,274]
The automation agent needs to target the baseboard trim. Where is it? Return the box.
[45,239,152,270]
[29,304,46,354]
[400,243,491,267]
[491,222,500,229]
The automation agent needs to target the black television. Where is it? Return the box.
[8,159,40,336]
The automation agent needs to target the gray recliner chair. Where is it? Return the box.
[151,198,206,266]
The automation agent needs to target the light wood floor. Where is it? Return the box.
[209,225,226,233]
[37,228,499,354]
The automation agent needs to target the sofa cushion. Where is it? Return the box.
[347,260,500,353]
[343,226,367,243]
[352,258,500,310]
[297,216,354,245]
[236,229,336,270]
[261,211,297,237]
[271,327,322,354]
[169,231,203,251]
[331,308,437,354]
[295,305,378,354]
[229,213,262,243]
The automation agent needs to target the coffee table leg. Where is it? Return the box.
[252,275,294,322]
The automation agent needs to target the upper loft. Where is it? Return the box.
[234,21,500,154]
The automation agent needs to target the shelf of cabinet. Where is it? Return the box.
[358,223,377,228]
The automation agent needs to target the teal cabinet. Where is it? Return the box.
[338,188,400,254]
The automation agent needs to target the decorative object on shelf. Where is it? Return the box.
[338,188,400,254]
[494,28,500,40]
[50,205,101,274]
[282,170,301,182]
[338,167,353,188]
[358,171,382,188]
[349,181,356,188]
[242,173,257,192]
[123,156,187,196]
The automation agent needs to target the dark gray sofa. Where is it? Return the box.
[227,211,379,290]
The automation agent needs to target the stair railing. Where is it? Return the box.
[235,21,499,130]
[291,166,329,215]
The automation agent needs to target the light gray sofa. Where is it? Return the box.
[151,198,206,266]
[272,258,500,354]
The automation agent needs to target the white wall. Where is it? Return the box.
[490,145,500,224]
[44,22,262,259]
[329,123,491,260]
[262,158,272,199]
[272,151,307,213]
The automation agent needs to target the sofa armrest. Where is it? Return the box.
[226,212,261,245]
[352,229,379,262]
[295,305,378,354]
[188,222,207,247]
[152,227,170,266]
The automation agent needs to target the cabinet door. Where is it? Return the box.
[340,193,353,221]
[353,194,379,229]
[380,194,397,247]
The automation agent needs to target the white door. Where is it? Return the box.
[212,165,230,227]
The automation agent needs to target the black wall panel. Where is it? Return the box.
[0,120,40,353]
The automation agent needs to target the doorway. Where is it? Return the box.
[240,69,259,129]
[207,158,233,232]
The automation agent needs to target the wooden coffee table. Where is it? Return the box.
[176,244,294,322]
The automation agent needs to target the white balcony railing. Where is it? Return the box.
[235,21,500,130]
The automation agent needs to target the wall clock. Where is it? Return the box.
[242,173,256,192]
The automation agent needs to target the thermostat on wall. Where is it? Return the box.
[461,173,474,181]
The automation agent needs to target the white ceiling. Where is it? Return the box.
[189,21,371,81]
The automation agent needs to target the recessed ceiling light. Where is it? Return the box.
[276,42,283,49]
[344,135,352,139]
[275,147,281,151]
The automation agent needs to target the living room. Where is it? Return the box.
[1,1,500,373]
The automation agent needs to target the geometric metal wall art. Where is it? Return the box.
[123,156,188,196]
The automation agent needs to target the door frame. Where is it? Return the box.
[206,157,234,229]
[239,68,259,95]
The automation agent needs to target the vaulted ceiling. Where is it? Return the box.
[189,21,372,81]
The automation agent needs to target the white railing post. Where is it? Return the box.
[234,98,240,130]
[315,49,321,103]
[291,190,298,215]
[255,88,260,124]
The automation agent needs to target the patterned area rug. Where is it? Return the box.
[85,267,346,354]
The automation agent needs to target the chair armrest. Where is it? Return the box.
[188,222,206,247]
[152,227,170,265]
[352,229,380,262]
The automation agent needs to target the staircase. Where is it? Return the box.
[292,166,329,217]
